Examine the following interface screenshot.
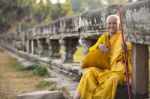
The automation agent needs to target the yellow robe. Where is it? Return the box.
[77,31,132,99]
[82,33,110,69]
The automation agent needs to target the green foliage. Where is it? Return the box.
[0,0,128,32]
[59,86,70,98]
[0,15,10,32]
[36,80,55,88]
[33,64,49,76]
[0,0,32,32]
[11,58,24,71]
[74,73,82,82]
[72,0,127,14]
[106,0,127,5]
[0,0,73,32]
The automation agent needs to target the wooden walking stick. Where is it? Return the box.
[118,5,131,99]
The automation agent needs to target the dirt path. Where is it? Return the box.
[0,49,50,99]
[0,48,79,99]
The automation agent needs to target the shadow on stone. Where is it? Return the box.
[115,85,131,99]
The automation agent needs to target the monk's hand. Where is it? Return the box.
[98,44,109,53]
[121,43,127,52]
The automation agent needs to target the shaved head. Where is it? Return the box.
[106,15,120,34]
[106,15,120,24]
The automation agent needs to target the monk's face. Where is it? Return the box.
[107,17,120,35]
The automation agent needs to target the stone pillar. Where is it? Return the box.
[42,38,49,57]
[29,40,32,53]
[26,40,30,53]
[37,38,49,56]
[47,40,52,58]
[37,39,42,55]
[59,38,79,63]
[16,41,22,51]
[22,40,26,52]
[132,43,149,99]
[33,39,38,54]
[31,40,34,54]
[13,40,16,49]
[49,39,61,59]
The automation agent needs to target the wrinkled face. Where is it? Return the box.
[107,17,120,34]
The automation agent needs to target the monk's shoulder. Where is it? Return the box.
[97,33,109,41]
[101,33,108,37]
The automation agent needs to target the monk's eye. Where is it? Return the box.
[108,22,112,25]
[113,22,117,24]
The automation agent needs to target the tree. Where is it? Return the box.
[71,0,127,14]
[0,0,127,32]
[0,0,73,32]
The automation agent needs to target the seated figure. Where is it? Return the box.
[74,15,132,99]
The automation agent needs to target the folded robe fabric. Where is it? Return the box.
[82,33,110,69]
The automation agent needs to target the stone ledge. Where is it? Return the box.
[1,46,82,77]
[16,91,65,99]
[51,60,82,77]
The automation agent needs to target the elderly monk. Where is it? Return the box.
[74,15,132,99]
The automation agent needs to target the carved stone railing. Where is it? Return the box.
[0,0,149,98]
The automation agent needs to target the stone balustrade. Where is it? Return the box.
[0,0,150,99]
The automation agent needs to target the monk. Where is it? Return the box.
[74,15,132,99]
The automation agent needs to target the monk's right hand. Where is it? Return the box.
[98,44,109,53]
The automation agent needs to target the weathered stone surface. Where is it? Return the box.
[59,38,79,63]
[21,61,35,70]
[123,0,150,44]
[16,91,65,99]
[132,43,149,99]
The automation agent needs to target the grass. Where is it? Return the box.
[33,64,49,77]
[1,50,25,71]
[36,81,55,89]
[58,86,70,98]
[0,49,52,98]
[11,58,24,71]
[74,73,82,82]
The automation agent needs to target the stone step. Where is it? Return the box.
[16,91,65,99]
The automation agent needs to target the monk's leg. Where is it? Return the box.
[94,72,124,99]
[75,67,99,99]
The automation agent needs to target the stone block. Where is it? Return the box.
[16,91,65,99]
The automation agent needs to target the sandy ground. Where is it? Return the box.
[0,49,50,99]
[0,48,79,99]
